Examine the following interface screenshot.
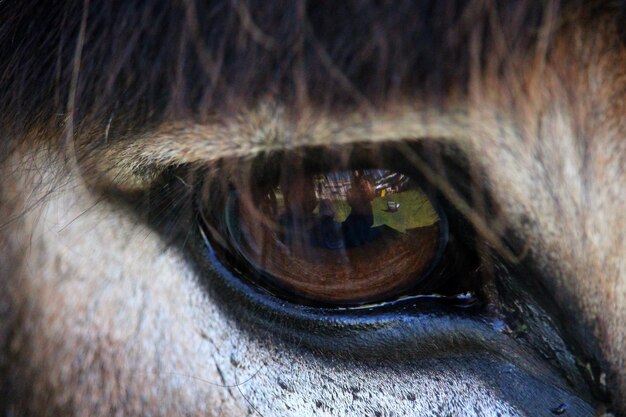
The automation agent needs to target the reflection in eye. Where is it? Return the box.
[201,166,451,306]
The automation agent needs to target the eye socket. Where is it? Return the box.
[197,144,480,308]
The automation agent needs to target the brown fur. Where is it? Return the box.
[0,1,625,416]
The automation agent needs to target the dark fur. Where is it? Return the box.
[0,0,612,138]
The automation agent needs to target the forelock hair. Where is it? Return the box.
[0,0,617,142]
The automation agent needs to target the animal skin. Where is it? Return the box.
[0,1,624,416]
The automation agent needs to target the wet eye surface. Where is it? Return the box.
[197,144,479,308]
[219,169,445,305]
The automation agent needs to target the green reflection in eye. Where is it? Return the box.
[311,170,438,233]
[372,188,438,233]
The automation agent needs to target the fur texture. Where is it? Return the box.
[0,1,624,416]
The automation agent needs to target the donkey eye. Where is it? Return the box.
[202,168,446,305]
[196,145,478,308]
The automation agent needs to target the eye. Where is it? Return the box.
[196,143,480,308]
[136,140,600,405]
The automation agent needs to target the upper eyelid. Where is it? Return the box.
[82,105,471,192]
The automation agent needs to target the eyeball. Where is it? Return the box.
[200,166,448,306]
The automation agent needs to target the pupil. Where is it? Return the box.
[225,169,446,305]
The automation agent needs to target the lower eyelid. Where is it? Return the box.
[193,235,511,359]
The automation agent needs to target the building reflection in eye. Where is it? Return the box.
[272,169,438,250]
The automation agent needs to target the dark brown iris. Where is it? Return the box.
[219,169,445,305]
